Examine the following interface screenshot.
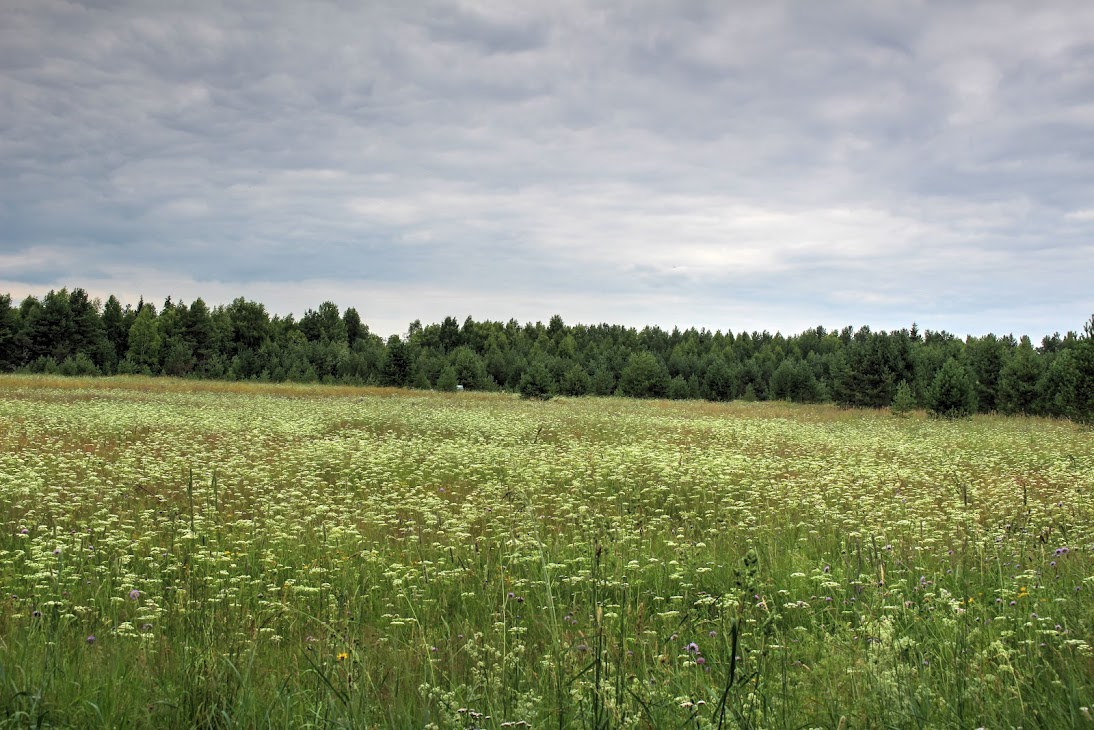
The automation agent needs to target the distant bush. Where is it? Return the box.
[59,353,100,377]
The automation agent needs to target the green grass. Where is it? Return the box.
[0,374,1092,728]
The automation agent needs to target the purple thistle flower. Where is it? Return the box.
[685,642,700,654]
[86,635,96,644]
[128,589,141,601]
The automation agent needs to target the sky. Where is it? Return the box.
[2,1,1093,339]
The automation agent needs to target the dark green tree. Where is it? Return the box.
[1076,316,1094,424]
[67,288,109,367]
[0,294,17,370]
[162,336,196,377]
[125,306,162,373]
[436,365,459,392]
[769,358,822,403]
[927,358,977,418]
[966,334,1010,413]
[667,375,691,400]
[225,297,270,355]
[558,363,590,396]
[343,307,364,346]
[619,352,670,399]
[450,346,490,390]
[300,301,347,344]
[701,355,737,401]
[23,289,76,362]
[1037,350,1079,418]
[381,336,412,387]
[518,359,554,400]
[997,337,1043,415]
[890,380,916,417]
[184,298,215,373]
[589,366,616,396]
[101,295,127,370]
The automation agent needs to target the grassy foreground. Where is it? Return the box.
[0,375,1092,729]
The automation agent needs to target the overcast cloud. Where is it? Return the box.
[2,0,1092,338]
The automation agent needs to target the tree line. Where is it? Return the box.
[1,288,1092,421]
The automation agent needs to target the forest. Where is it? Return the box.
[1,288,1092,421]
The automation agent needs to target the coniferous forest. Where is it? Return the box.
[1,288,1092,422]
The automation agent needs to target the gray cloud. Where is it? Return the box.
[1,0,1092,338]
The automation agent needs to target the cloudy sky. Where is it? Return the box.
[2,1,1093,338]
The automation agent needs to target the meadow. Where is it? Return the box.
[0,375,1091,729]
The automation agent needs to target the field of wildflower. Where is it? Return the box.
[0,374,1092,729]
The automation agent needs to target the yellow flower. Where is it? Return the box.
[337,651,349,662]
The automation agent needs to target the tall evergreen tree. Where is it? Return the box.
[0,294,17,370]
[300,301,347,344]
[101,295,127,370]
[1037,349,1079,418]
[701,355,737,401]
[381,335,412,387]
[997,337,1043,415]
[126,306,162,373]
[24,289,76,362]
[1072,315,1094,424]
[184,298,215,372]
[343,307,363,346]
[966,334,1009,413]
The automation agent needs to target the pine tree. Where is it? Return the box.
[126,307,162,374]
[436,365,459,392]
[890,380,916,417]
[927,358,977,418]
[0,294,16,370]
[518,359,555,400]
[667,375,691,400]
[619,352,669,399]
[558,364,590,396]
[997,338,1043,415]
